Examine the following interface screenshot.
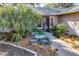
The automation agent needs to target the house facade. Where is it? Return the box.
[32,6,79,36]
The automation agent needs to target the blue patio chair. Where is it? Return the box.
[32,32,38,36]
[30,40,38,43]
[42,40,50,44]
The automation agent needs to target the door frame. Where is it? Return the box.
[43,16,54,31]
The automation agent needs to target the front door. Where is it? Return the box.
[43,16,50,32]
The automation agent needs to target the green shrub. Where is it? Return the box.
[51,24,67,38]
[0,4,42,42]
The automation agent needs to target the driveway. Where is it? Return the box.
[45,32,79,56]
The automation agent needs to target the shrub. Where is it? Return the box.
[51,24,67,38]
[0,4,42,42]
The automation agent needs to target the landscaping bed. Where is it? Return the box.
[60,34,79,51]
[51,23,79,52]
[17,34,57,56]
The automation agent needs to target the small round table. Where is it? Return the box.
[34,35,46,39]
[34,35,46,44]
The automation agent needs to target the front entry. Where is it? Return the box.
[45,16,50,32]
[43,16,54,32]
[43,16,50,32]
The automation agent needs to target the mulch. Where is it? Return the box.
[17,35,56,56]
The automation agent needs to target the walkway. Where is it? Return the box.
[44,32,79,56]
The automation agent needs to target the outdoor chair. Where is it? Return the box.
[30,40,38,43]
[42,40,50,45]
[32,32,39,36]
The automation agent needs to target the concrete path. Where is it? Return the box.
[44,32,79,56]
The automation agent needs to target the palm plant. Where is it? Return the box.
[0,4,41,42]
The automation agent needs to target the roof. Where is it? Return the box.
[31,6,79,15]
[52,6,79,15]
[34,7,71,15]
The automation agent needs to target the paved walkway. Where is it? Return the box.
[44,32,79,56]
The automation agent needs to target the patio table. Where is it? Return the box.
[34,35,46,39]
[34,35,46,44]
